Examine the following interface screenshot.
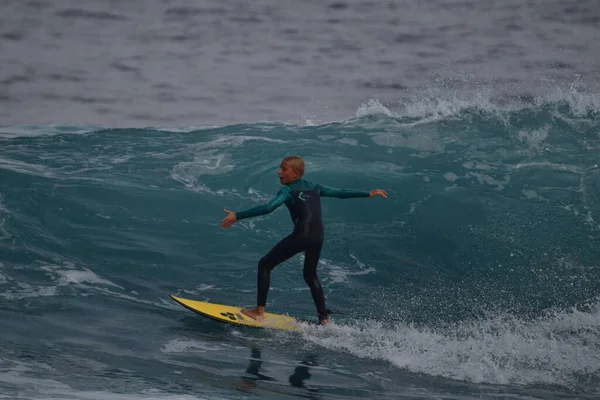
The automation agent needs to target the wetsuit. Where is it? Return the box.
[235,179,370,322]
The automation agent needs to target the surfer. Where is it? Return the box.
[220,156,387,325]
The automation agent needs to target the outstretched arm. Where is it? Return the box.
[316,184,387,199]
[221,187,292,228]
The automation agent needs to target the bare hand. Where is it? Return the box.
[369,189,387,198]
[221,209,237,228]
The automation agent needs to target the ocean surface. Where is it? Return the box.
[1,0,599,399]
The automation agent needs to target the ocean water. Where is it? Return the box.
[1,1,600,399]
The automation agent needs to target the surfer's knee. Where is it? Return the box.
[258,255,274,272]
[303,271,319,287]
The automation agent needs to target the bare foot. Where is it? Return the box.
[319,319,329,326]
[241,307,265,321]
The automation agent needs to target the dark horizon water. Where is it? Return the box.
[2,0,599,128]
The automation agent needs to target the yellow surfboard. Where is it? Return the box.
[170,295,301,331]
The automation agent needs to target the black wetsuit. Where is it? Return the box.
[235,179,370,322]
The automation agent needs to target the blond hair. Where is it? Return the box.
[281,156,305,177]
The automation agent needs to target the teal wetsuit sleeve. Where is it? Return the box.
[235,187,292,220]
[316,184,370,199]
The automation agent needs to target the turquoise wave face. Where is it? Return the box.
[1,100,598,318]
[0,98,599,395]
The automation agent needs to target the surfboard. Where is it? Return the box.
[170,295,301,331]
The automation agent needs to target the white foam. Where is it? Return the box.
[0,263,124,300]
[352,83,598,127]
[318,255,376,285]
[318,135,335,141]
[0,156,116,184]
[510,161,582,174]
[0,157,53,178]
[405,92,494,122]
[462,160,495,171]
[515,126,549,153]
[444,184,458,192]
[301,301,600,388]
[0,281,57,300]
[538,83,600,117]
[170,151,248,196]
[443,172,458,182]
[172,152,234,178]
[327,265,376,284]
[246,187,274,202]
[110,155,133,164]
[197,135,287,149]
[406,194,432,215]
[336,138,361,146]
[182,284,220,296]
[369,161,404,177]
[161,339,223,354]
[0,368,72,392]
[196,284,218,292]
[466,172,510,190]
[55,268,123,289]
[355,99,395,118]
[397,89,505,128]
[522,189,547,201]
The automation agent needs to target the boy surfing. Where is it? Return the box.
[221,156,387,325]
